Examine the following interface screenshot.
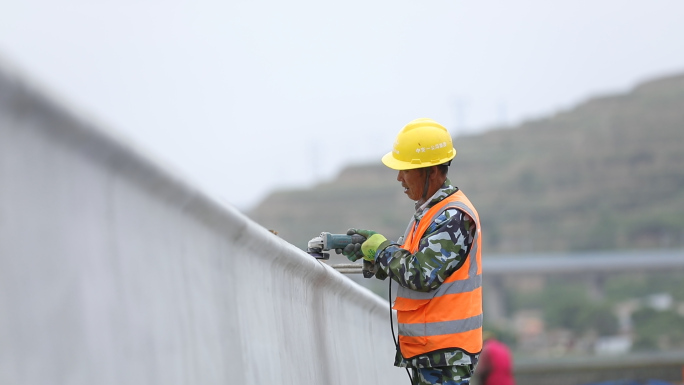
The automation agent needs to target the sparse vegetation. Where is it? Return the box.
[248,73,684,255]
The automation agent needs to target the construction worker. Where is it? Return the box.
[343,118,482,385]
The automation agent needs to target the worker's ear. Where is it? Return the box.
[429,166,440,179]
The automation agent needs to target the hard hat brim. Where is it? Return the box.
[381,151,455,171]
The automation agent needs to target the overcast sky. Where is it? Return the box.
[2,0,683,210]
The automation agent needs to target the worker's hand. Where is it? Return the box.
[347,228,388,262]
[341,228,370,262]
[341,243,363,262]
[348,228,377,239]
[361,233,388,261]
[342,228,377,262]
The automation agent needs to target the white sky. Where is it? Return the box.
[2,0,683,210]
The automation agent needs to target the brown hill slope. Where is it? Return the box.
[249,73,684,256]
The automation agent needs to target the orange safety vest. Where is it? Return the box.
[392,190,483,359]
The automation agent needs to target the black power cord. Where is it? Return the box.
[388,272,414,384]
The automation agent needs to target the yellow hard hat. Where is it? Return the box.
[381,118,456,170]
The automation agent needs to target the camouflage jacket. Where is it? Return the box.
[375,178,479,369]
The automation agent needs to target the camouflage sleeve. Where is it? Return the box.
[375,208,476,292]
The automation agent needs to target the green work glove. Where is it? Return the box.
[341,242,363,262]
[347,228,387,262]
[361,233,388,261]
[340,228,370,262]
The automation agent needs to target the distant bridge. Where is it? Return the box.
[480,249,684,322]
[333,248,684,275]
[483,249,684,275]
[514,350,684,385]
[334,248,684,323]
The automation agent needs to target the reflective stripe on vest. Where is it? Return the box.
[393,190,483,358]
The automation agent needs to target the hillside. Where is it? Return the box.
[248,73,684,257]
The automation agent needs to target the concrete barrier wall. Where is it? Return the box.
[0,64,408,385]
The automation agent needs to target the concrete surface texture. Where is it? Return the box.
[0,64,408,385]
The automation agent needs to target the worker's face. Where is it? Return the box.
[397,168,425,201]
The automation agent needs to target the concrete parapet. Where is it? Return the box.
[0,64,406,384]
